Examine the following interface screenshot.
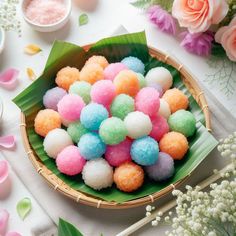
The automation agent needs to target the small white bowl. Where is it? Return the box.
[21,0,71,32]
[0,27,5,54]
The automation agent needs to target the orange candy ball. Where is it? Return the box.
[34,109,61,137]
[162,88,189,113]
[56,66,80,91]
[80,64,104,85]
[114,162,144,192]
[159,131,189,160]
[85,55,109,69]
[113,70,140,97]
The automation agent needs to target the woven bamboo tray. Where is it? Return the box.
[20,45,211,209]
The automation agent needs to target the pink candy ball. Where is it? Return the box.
[104,63,127,81]
[135,87,160,116]
[56,145,86,176]
[105,138,132,167]
[57,94,85,122]
[150,115,169,141]
[91,80,116,107]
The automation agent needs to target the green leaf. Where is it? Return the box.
[58,218,83,236]
[16,197,32,220]
[79,14,89,26]
[211,42,226,57]
[131,0,152,9]
[151,0,174,12]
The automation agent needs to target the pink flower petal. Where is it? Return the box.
[0,160,9,184]
[0,68,19,90]
[0,160,11,199]
[0,136,15,149]
[6,232,22,236]
[0,209,9,236]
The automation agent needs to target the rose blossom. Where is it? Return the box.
[148,5,176,35]
[215,17,236,62]
[172,0,229,33]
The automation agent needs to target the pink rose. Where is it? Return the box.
[215,17,236,62]
[172,0,229,33]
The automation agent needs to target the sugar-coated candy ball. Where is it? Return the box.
[159,132,188,160]
[57,94,85,122]
[131,136,159,166]
[158,99,171,119]
[147,82,163,97]
[56,66,80,91]
[104,63,127,81]
[110,94,134,120]
[80,103,109,131]
[91,80,116,107]
[114,162,144,192]
[168,110,196,137]
[145,67,173,91]
[124,111,152,139]
[80,64,104,85]
[99,117,127,145]
[145,152,174,181]
[56,145,86,176]
[121,56,145,74]
[85,55,109,69]
[61,117,72,127]
[34,109,61,137]
[78,133,106,160]
[43,128,73,159]
[114,70,140,97]
[82,158,113,190]
[136,73,146,88]
[67,121,88,143]
[105,138,132,167]
[135,87,160,116]
[69,81,91,104]
[43,87,67,111]
[150,115,169,141]
[162,88,189,113]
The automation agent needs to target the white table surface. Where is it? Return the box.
[0,0,236,236]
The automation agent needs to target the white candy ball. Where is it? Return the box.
[145,67,173,91]
[43,128,73,159]
[158,99,171,119]
[124,111,152,139]
[82,159,113,190]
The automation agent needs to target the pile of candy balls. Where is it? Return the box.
[34,55,197,193]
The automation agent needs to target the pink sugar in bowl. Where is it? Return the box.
[22,0,72,32]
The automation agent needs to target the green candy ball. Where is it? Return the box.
[168,110,196,137]
[67,121,88,143]
[69,81,91,104]
[110,94,135,120]
[99,117,128,145]
[136,73,146,88]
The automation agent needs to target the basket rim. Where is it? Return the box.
[20,45,211,209]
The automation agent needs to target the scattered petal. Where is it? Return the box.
[0,209,9,236]
[16,197,32,220]
[0,161,11,199]
[0,68,19,90]
[26,68,36,81]
[6,232,22,236]
[24,44,42,55]
[0,135,15,149]
[79,14,89,26]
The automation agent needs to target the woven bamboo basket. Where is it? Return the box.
[20,45,211,209]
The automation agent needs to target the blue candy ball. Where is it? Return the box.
[121,56,145,74]
[78,133,106,160]
[131,136,159,166]
[80,103,109,131]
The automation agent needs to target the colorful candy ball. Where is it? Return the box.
[110,94,135,120]
[82,158,113,190]
[55,66,80,91]
[135,87,160,116]
[158,98,171,119]
[113,70,140,97]
[57,94,85,122]
[162,88,189,113]
[136,73,146,88]
[159,132,189,160]
[104,63,127,81]
[56,145,86,176]
[145,67,173,91]
[34,109,61,137]
[150,115,169,141]
[69,81,91,104]
[168,110,196,137]
[124,111,152,139]
[147,82,163,97]
[131,136,159,166]
[43,128,73,159]
[145,152,174,181]
[43,87,67,111]
[121,56,145,74]
[85,55,109,69]
[67,121,88,143]
[114,162,144,192]
[80,103,109,131]
[105,138,132,167]
[78,133,106,160]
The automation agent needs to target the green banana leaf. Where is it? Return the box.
[13,31,218,203]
